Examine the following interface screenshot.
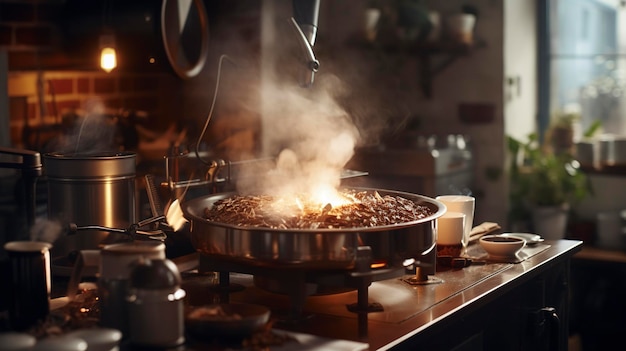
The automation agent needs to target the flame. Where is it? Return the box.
[165,199,188,231]
[295,197,304,212]
[260,187,360,220]
[309,185,354,208]
[370,262,387,269]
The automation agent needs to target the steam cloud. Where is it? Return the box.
[236,75,360,200]
[46,97,118,155]
[30,218,63,243]
[30,98,118,245]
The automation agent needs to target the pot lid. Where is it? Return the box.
[129,258,182,289]
[43,152,136,178]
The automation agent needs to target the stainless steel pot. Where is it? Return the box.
[43,152,137,258]
[182,188,445,271]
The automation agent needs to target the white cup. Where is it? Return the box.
[446,13,476,44]
[437,211,465,257]
[436,195,475,250]
[363,8,381,42]
[98,241,166,335]
[427,11,441,42]
[66,241,166,336]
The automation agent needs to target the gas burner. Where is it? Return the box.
[402,276,444,285]
[401,260,444,285]
[198,245,436,333]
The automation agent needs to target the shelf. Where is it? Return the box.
[550,53,626,59]
[581,164,626,177]
[418,39,486,98]
[573,245,626,264]
[353,37,487,98]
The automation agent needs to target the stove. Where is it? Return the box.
[159,148,448,340]
[178,253,514,342]
[194,246,421,323]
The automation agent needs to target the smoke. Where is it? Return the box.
[46,97,118,155]
[30,218,64,243]
[235,75,360,199]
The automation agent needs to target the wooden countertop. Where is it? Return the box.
[180,239,582,350]
[349,240,580,350]
[38,240,581,350]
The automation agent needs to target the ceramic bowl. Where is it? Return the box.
[499,232,544,245]
[185,303,270,341]
[479,234,526,258]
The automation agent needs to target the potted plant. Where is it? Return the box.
[545,111,579,155]
[507,131,591,239]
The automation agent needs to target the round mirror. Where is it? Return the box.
[161,0,210,79]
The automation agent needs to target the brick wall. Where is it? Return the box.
[0,0,61,47]
[1,0,181,153]
[7,71,178,151]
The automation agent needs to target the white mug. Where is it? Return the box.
[436,195,475,249]
[437,211,465,257]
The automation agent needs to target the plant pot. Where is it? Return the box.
[531,204,569,240]
[549,126,574,155]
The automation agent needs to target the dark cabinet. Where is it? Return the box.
[389,248,574,351]
[570,247,626,350]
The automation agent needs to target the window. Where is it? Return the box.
[542,0,626,137]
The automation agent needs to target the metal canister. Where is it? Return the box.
[4,241,52,331]
[98,241,165,336]
[127,258,186,348]
[43,152,137,258]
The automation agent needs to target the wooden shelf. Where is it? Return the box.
[352,37,487,98]
[573,245,626,264]
[581,164,626,177]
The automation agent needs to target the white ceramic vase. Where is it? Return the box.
[531,204,569,240]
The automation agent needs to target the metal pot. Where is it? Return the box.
[182,188,445,271]
[43,152,137,258]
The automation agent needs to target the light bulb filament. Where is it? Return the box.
[100,47,117,72]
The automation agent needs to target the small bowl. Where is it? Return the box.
[499,232,543,245]
[479,234,526,258]
[185,303,270,341]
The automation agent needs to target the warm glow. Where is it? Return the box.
[370,262,387,269]
[264,189,360,220]
[100,47,117,72]
[295,197,304,212]
[309,185,355,208]
[165,199,188,231]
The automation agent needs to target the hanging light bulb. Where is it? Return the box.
[99,34,117,73]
